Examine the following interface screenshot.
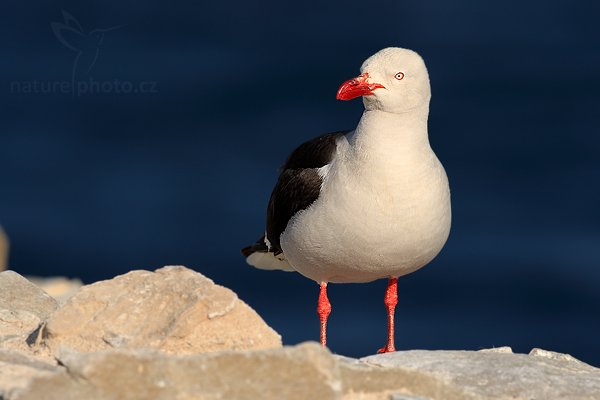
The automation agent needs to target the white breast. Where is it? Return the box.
[280,111,451,284]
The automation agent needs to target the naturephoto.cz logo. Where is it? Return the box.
[10,10,157,96]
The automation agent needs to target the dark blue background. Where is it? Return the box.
[2,1,599,365]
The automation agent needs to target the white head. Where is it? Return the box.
[336,47,431,114]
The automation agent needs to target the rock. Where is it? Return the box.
[1,265,597,399]
[0,226,9,271]
[0,271,58,321]
[1,341,599,399]
[360,349,600,399]
[0,271,58,355]
[14,343,339,400]
[0,349,64,399]
[0,310,41,343]
[478,346,513,354]
[44,266,281,354]
[338,354,465,400]
[8,343,598,400]
[529,347,584,363]
[26,277,83,305]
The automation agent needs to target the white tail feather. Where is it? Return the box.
[246,251,294,272]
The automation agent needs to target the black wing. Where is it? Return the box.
[280,131,348,170]
[265,130,349,254]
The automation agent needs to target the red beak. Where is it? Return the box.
[336,73,385,101]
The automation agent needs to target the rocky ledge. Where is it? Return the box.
[1,266,599,400]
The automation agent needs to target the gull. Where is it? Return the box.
[242,47,451,353]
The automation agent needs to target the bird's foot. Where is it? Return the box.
[377,344,396,354]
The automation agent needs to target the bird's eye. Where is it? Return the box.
[394,72,404,80]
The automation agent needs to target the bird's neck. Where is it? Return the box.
[349,105,431,164]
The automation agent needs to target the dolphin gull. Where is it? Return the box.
[242,47,451,353]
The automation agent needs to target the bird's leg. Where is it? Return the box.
[317,282,332,347]
[378,277,398,353]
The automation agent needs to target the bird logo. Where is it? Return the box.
[51,10,123,85]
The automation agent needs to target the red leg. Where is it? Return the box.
[378,277,398,353]
[317,282,332,347]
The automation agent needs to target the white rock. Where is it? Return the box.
[0,271,58,321]
[0,310,41,342]
[44,266,281,354]
[529,347,583,363]
[361,349,600,399]
[478,346,513,354]
[14,343,339,400]
[1,265,597,400]
[7,344,596,400]
[0,271,58,356]
[0,349,63,399]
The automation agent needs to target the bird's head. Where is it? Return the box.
[336,47,431,114]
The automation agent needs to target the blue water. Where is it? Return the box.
[1,1,599,365]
